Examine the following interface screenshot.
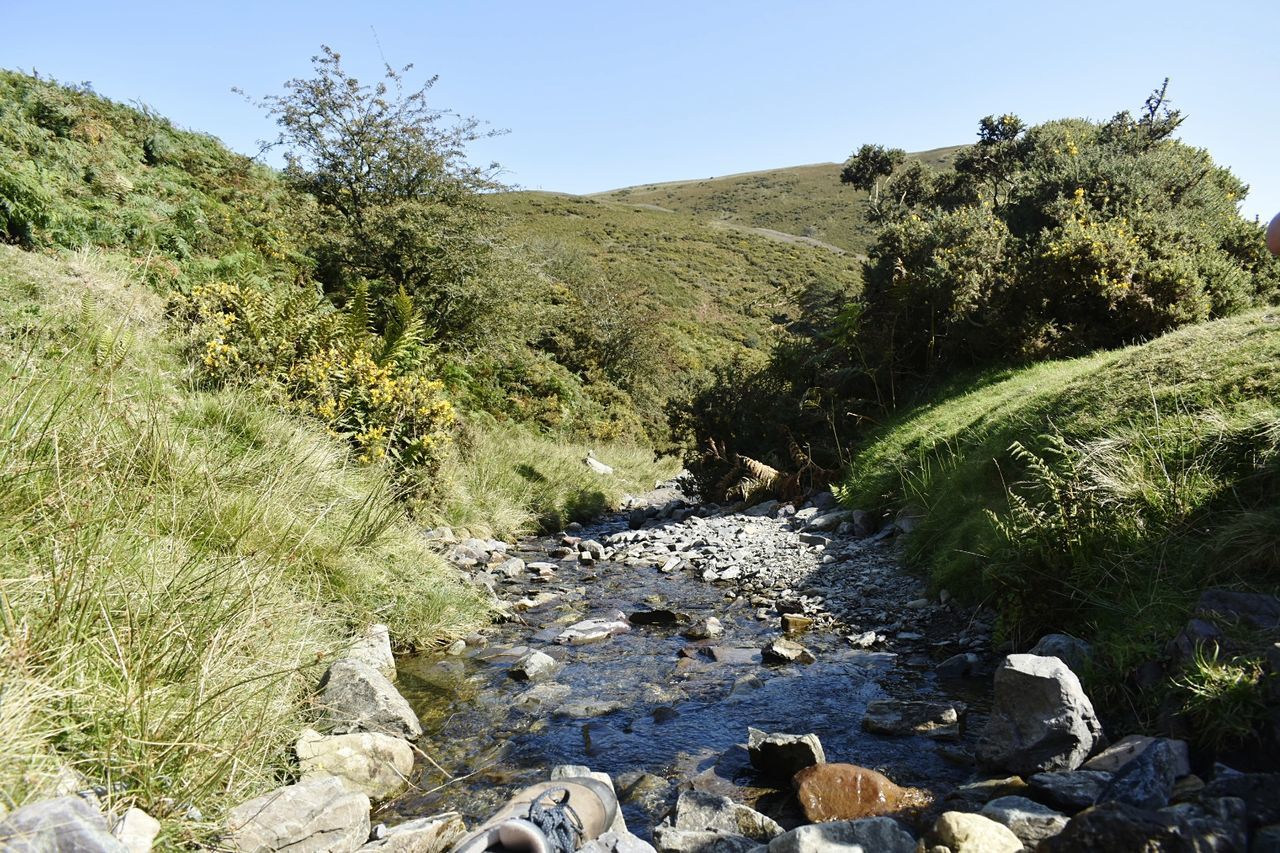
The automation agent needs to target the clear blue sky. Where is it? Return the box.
[4,1,1278,221]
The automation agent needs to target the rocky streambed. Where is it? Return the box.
[387,490,996,837]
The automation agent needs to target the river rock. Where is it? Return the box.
[861,699,965,739]
[669,790,782,841]
[747,729,825,779]
[346,623,396,679]
[932,811,1021,853]
[936,652,981,679]
[766,817,916,853]
[1100,737,1182,809]
[495,558,526,580]
[979,796,1068,846]
[1027,769,1112,812]
[1083,735,1190,776]
[224,775,370,853]
[780,614,813,634]
[0,796,128,852]
[805,510,851,532]
[1039,799,1246,852]
[358,813,465,852]
[978,654,1103,775]
[113,807,161,853]
[319,658,423,739]
[509,650,560,682]
[652,827,758,853]
[296,728,414,801]
[1029,633,1092,674]
[682,617,724,640]
[1202,772,1280,829]
[791,763,906,822]
[762,637,815,664]
[579,831,658,853]
[555,615,631,645]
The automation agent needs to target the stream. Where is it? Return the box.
[383,498,992,839]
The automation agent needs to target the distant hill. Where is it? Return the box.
[592,146,965,255]
[491,191,865,375]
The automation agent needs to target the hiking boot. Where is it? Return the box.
[452,777,618,853]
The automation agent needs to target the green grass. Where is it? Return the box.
[492,191,865,376]
[422,418,680,539]
[838,309,1280,726]
[593,147,963,255]
[0,245,487,838]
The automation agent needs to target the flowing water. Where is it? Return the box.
[385,510,987,838]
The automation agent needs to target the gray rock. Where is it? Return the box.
[850,510,877,538]
[862,699,965,740]
[296,728,414,801]
[979,796,1068,846]
[319,658,423,739]
[682,617,724,640]
[346,623,396,679]
[670,790,781,842]
[747,728,825,779]
[586,455,614,475]
[113,807,161,853]
[509,650,560,682]
[1196,588,1280,629]
[762,638,815,664]
[1100,738,1182,809]
[0,796,128,852]
[1029,633,1092,674]
[495,558,526,579]
[1202,772,1280,830]
[978,654,1103,776]
[357,813,465,852]
[580,540,607,560]
[1083,735,1190,777]
[652,827,758,853]
[555,616,631,646]
[766,817,916,853]
[1028,770,1113,813]
[936,652,980,679]
[742,501,779,518]
[579,831,659,853]
[1252,825,1280,853]
[805,510,851,532]
[513,681,572,711]
[932,811,1022,853]
[224,775,371,853]
[1040,798,1246,852]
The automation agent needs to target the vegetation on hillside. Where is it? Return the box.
[837,308,1280,743]
[596,147,962,255]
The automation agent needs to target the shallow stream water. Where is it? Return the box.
[384,510,987,838]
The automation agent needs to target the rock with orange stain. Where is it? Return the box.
[791,763,908,822]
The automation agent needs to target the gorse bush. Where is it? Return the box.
[178,279,456,468]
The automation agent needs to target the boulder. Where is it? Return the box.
[1039,799,1246,852]
[319,658,423,739]
[224,775,370,853]
[509,650,560,682]
[586,455,614,475]
[791,763,907,822]
[1202,772,1280,830]
[578,831,659,853]
[1027,770,1112,813]
[747,729,825,779]
[1029,633,1092,675]
[979,796,1068,847]
[296,728,414,801]
[113,807,161,853]
[669,790,781,842]
[1100,737,1182,809]
[977,654,1103,775]
[766,817,916,853]
[0,796,128,852]
[861,699,965,740]
[1083,735,1190,777]
[762,638,815,665]
[358,813,465,852]
[346,623,396,679]
[932,812,1022,853]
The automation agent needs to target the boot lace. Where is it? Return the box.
[526,787,585,853]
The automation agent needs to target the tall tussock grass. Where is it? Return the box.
[0,247,485,838]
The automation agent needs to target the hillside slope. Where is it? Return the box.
[492,191,865,374]
[593,147,963,254]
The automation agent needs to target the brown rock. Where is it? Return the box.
[781,614,814,635]
[792,763,906,822]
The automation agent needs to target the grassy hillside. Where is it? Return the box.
[839,309,1280,729]
[593,147,963,255]
[493,191,865,373]
[0,245,490,834]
